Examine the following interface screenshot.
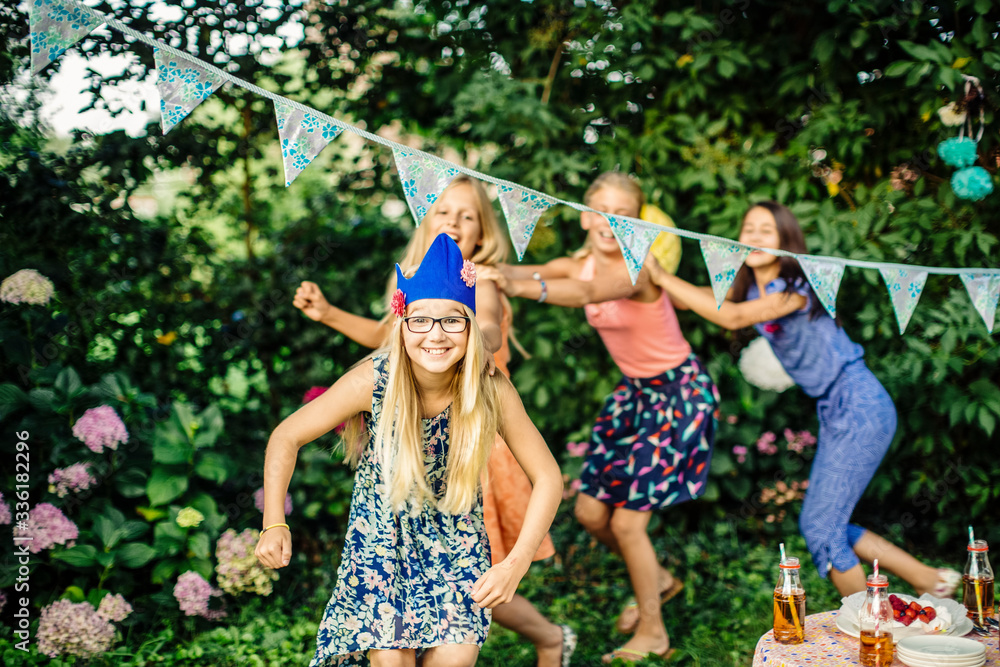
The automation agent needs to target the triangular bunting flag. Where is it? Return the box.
[29,0,104,74]
[392,148,460,225]
[603,214,659,284]
[274,100,343,187]
[797,255,846,318]
[879,267,928,334]
[699,239,751,307]
[497,185,555,260]
[959,272,1000,333]
[154,48,225,135]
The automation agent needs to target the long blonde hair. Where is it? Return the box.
[572,171,646,259]
[342,304,501,515]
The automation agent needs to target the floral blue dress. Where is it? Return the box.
[309,354,492,667]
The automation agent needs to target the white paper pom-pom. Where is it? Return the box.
[738,337,796,392]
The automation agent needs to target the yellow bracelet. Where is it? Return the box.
[260,523,289,535]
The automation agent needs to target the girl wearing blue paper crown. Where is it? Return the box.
[480,172,719,664]
[257,233,563,667]
[644,201,960,599]
[293,176,576,667]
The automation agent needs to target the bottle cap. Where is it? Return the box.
[968,539,989,552]
[779,557,800,569]
[866,574,888,587]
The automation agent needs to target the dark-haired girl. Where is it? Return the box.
[645,201,959,598]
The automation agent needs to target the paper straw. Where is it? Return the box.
[969,526,975,547]
[780,543,786,563]
[974,578,985,624]
[874,559,879,579]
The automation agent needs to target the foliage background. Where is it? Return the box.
[0,0,998,664]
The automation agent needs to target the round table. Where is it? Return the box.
[753,610,999,666]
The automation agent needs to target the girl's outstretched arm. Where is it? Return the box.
[293,281,390,349]
[471,377,563,609]
[499,257,578,281]
[480,257,646,308]
[644,256,806,329]
[474,277,504,356]
[255,359,374,569]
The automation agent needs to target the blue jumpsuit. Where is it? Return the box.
[749,278,897,577]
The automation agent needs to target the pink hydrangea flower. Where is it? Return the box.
[460,260,477,287]
[390,289,406,317]
[0,590,6,615]
[565,441,588,457]
[216,528,278,596]
[37,599,115,658]
[174,571,226,619]
[72,405,128,453]
[48,463,97,498]
[14,503,79,553]
[302,386,328,403]
[0,492,11,525]
[0,269,55,306]
[253,487,293,515]
[96,593,132,623]
[755,431,778,456]
[783,428,817,453]
[732,445,748,464]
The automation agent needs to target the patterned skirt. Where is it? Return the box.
[578,354,719,511]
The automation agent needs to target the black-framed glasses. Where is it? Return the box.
[403,316,470,334]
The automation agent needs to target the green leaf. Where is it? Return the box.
[63,586,86,602]
[153,420,194,464]
[95,551,115,568]
[51,545,98,568]
[54,367,84,398]
[116,467,148,498]
[119,520,150,541]
[146,466,189,506]
[984,51,1000,71]
[898,40,945,63]
[884,61,913,77]
[193,404,225,448]
[194,451,231,484]
[979,408,996,438]
[188,532,211,560]
[151,559,177,585]
[717,58,736,79]
[0,383,29,415]
[27,388,57,412]
[116,542,157,568]
[93,515,119,549]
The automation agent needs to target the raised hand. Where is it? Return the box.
[293,281,332,322]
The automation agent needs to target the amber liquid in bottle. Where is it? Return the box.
[859,629,895,666]
[962,574,996,622]
[772,591,806,644]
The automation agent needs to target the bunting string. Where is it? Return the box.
[25,0,1000,334]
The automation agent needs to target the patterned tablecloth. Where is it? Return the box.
[753,610,999,666]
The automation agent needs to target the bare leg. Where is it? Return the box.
[421,644,480,667]
[851,530,941,594]
[574,493,619,552]
[369,648,416,667]
[602,508,669,661]
[492,595,565,667]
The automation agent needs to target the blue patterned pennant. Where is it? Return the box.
[497,185,555,260]
[29,0,104,74]
[879,267,928,334]
[959,272,1000,333]
[603,214,660,284]
[699,239,751,307]
[274,100,343,187]
[392,148,460,225]
[154,48,225,135]
[797,255,846,318]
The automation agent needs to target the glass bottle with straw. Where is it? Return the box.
[963,527,994,628]
[859,559,894,667]
[773,543,806,644]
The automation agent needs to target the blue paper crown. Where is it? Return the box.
[394,233,477,314]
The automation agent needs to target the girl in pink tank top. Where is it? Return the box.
[479,173,719,664]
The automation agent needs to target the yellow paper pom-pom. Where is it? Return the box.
[641,204,682,275]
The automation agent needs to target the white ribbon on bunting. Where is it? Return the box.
[879,267,928,334]
[699,239,751,308]
[959,273,1000,333]
[496,185,556,261]
[28,0,104,74]
[274,100,344,187]
[392,147,460,225]
[603,213,660,284]
[25,0,1000,335]
[154,48,224,135]
[796,255,846,318]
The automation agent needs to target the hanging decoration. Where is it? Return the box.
[496,185,555,261]
[274,100,344,187]
[796,256,846,318]
[22,0,1000,336]
[937,76,994,202]
[28,0,104,74]
[699,240,751,308]
[879,267,929,334]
